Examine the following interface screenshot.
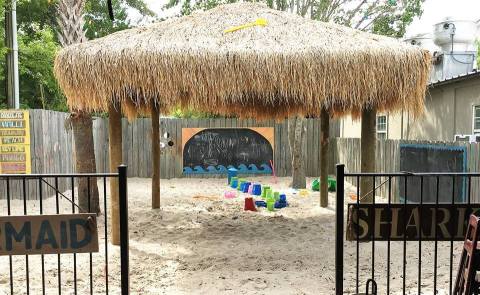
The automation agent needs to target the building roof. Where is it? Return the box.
[429,69,480,88]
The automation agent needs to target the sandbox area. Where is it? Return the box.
[0,177,461,294]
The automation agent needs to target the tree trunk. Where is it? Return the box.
[108,104,122,245]
[151,102,160,209]
[320,108,329,207]
[71,111,100,214]
[289,117,306,189]
[360,108,376,203]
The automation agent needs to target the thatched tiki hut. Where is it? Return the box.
[54,3,430,244]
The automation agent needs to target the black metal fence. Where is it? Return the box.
[0,165,129,295]
[335,164,480,295]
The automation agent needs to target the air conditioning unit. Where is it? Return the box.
[454,134,480,143]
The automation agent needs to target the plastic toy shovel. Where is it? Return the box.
[224,18,268,33]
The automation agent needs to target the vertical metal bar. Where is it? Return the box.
[371,176,375,282]
[387,176,392,295]
[468,176,471,205]
[104,177,109,294]
[7,178,13,295]
[402,176,407,295]
[39,178,45,295]
[418,176,423,295]
[88,177,93,295]
[335,164,344,295]
[71,177,77,295]
[434,176,439,293]
[23,177,30,295]
[119,165,130,295]
[356,175,359,295]
[55,177,61,295]
[449,176,455,295]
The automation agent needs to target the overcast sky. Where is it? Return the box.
[136,0,480,38]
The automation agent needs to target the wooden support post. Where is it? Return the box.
[151,101,160,209]
[320,108,329,207]
[360,107,376,203]
[108,103,122,245]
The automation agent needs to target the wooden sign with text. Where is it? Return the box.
[0,110,31,173]
[347,203,480,241]
[0,214,99,256]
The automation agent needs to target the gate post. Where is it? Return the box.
[118,165,129,295]
[336,164,345,295]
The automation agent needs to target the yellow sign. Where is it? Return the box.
[0,110,31,174]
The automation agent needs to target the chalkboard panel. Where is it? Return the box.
[182,128,273,174]
[399,144,466,203]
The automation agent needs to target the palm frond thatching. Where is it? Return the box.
[54,2,431,120]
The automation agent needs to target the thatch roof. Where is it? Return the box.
[54,2,431,120]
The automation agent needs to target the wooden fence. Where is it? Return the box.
[3,109,480,201]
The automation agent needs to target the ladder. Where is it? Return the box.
[454,214,480,295]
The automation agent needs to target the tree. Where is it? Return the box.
[288,117,306,189]
[57,0,100,214]
[0,0,155,110]
[164,0,424,204]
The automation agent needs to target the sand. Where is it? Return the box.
[0,176,463,294]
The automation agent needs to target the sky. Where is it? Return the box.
[134,0,480,38]
[405,0,480,38]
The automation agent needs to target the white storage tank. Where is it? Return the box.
[404,33,440,53]
[433,18,477,52]
[429,17,477,82]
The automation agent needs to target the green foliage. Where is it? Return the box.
[84,0,155,39]
[166,0,425,38]
[171,107,222,118]
[0,0,154,111]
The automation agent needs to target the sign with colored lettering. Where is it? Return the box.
[0,214,99,256]
[0,110,31,174]
[346,203,480,241]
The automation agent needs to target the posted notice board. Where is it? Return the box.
[0,110,31,174]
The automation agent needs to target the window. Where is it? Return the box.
[377,115,387,140]
[473,106,480,134]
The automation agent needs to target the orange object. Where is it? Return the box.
[244,197,257,211]
[350,194,357,201]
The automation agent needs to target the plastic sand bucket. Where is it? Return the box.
[266,189,274,200]
[255,200,267,207]
[244,197,256,211]
[279,194,286,202]
[242,182,251,193]
[262,186,271,199]
[274,201,288,209]
[252,184,262,196]
[267,200,275,211]
[299,189,309,197]
[274,192,280,201]
[238,179,246,191]
[328,177,337,192]
[248,184,254,195]
[224,191,236,199]
[227,168,238,185]
[230,178,238,189]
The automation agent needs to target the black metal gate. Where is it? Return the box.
[335,164,480,295]
[0,165,129,295]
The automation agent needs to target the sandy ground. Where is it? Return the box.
[0,176,464,294]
